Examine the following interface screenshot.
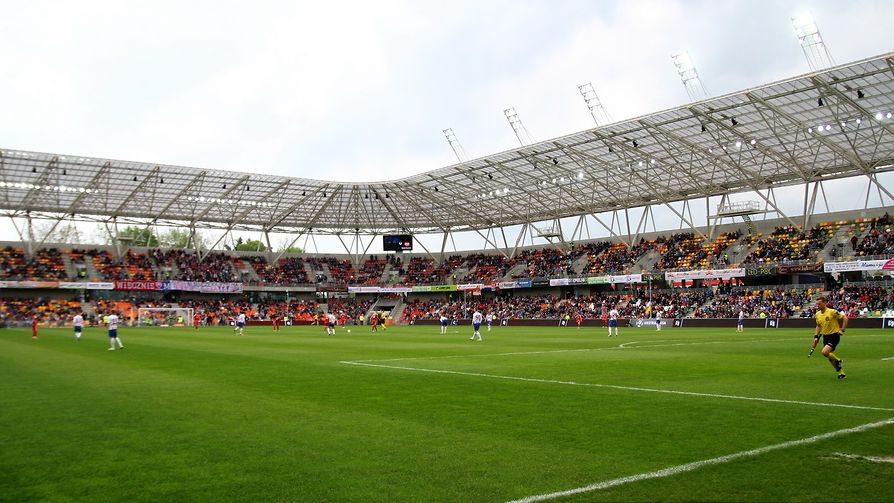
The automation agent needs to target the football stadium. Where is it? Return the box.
[2,3,894,502]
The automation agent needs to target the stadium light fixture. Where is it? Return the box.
[731,117,738,126]
[857,89,865,99]
[32,167,36,173]
[817,97,824,107]
[792,13,834,70]
[133,176,138,181]
[808,127,813,133]
[750,139,757,145]
[888,112,893,119]
[735,141,742,148]
[856,118,862,125]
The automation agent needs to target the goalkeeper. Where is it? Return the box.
[809,296,847,380]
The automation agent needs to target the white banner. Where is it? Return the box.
[664,268,746,281]
[58,282,115,290]
[823,259,894,273]
[549,278,570,286]
[607,273,643,284]
[457,283,482,291]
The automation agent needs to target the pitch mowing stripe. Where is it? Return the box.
[350,333,894,363]
[339,361,894,412]
[348,337,802,363]
[505,417,894,503]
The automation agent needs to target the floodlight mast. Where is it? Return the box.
[503,107,534,146]
[442,128,468,163]
[671,52,709,102]
[578,82,612,126]
[792,13,834,71]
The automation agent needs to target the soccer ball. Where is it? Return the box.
[347,329,351,333]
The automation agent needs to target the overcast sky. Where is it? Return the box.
[2,0,892,183]
[1,0,893,251]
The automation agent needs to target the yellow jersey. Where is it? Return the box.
[815,308,845,335]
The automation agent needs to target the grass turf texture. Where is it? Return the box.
[1,325,893,502]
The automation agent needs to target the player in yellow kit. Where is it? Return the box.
[811,296,847,379]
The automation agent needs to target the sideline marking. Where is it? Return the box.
[505,418,894,503]
[882,356,894,361]
[339,361,894,413]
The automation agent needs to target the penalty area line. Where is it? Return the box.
[339,361,894,413]
[505,417,894,503]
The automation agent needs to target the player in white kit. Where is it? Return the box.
[439,315,449,334]
[235,312,246,336]
[470,311,484,341]
[737,310,745,332]
[608,308,619,337]
[73,313,84,340]
[107,313,124,351]
[485,313,494,331]
[326,313,337,336]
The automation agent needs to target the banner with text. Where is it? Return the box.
[823,259,894,273]
[664,268,746,281]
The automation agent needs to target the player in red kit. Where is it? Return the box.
[370,311,379,333]
[575,313,583,329]
[272,312,281,332]
[31,316,38,339]
[194,312,201,331]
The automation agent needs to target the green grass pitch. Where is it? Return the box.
[2,323,893,502]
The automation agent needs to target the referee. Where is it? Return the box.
[813,296,847,379]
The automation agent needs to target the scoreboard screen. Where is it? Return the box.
[383,234,413,252]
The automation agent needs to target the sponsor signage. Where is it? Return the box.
[114,280,164,291]
[531,279,551,287]
[457,283,482,291]
[58,282,114,290]
[169,281,244,294]
[664,268,746,281]
[823,259,894,273]
[0,280,60,289]
[517,279,533,288]
[776,263,823,274]
[430,285,458,292]
[745,265,777,276]
[608,273,643,284]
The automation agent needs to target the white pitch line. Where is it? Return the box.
[339,361,894,412]
[830,452,894,464]
[505,417,894,503]
[882,356,894,361]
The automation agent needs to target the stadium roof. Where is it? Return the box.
[2,52,894,236]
